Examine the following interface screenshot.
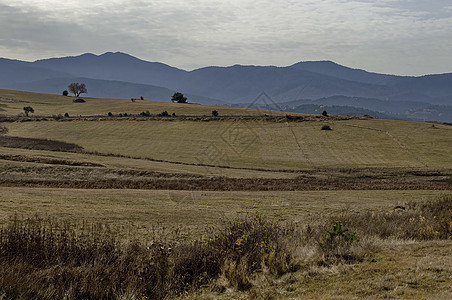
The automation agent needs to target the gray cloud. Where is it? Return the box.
[0,0,451,75]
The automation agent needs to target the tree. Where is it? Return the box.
[23,106,34,117]
[212,110,219,117]
[68,83,87,97]
[322,110,328,117]
[171,92,187,103]
[62,90,69,96]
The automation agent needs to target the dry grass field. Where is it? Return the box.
[1,90,451,299]
[1,187,446,236]
[3,118,452,170]
[0,89,276,117]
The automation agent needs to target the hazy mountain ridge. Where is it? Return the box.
[0,52,451,121]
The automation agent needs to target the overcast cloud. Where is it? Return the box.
[1,0,451,75]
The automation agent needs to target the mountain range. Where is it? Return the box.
[1,52,451,122]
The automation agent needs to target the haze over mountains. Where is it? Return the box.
[1,52,451,122]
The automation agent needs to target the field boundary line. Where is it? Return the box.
[344,124,427,167]
[285,121,316,168]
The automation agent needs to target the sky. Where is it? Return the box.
[1,0,451,75]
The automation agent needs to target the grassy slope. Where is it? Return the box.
[4,118,452,170]
[0,89,275,116]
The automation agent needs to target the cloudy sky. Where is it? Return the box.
[1,0,451,75]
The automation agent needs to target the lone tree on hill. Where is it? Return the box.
[23,106,34,117]
[171,92,187,103]
[68,83,87,97]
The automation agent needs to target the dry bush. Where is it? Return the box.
[0,213,296,299]
[332,194,451,240]
[1,196,449,298]
[297,195,451,265]
[0,125,7,134]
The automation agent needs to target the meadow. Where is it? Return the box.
[0,89,451,299]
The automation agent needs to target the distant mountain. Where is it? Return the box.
[0,52,451,121]
[289,60,396,85]
[33,52,187,88]
[0,58,71,85]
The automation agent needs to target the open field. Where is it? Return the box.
[1,90,451,299]
[1,187,447,236]
[3,118,452,170]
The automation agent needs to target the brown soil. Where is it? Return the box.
[0,135,83,152]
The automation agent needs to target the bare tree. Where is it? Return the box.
[68,83,87,97]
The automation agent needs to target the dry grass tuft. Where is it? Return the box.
[332,194,451,240]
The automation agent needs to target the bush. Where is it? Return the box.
[158,111,169,117]
[319,221,358,260]
[62,90,69,96]
[0,125,8,135]
[0,213,295,298]
[171,92,187,103]
[321,125,332,130]
[322,110,328,116]
[107,112,113,116]
[64,113,69,117]
[73,98,86,103]
[140,111,151,116]
[212,110,219,117]
[334,195,452,240]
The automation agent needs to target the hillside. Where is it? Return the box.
[1,90,451,174]
[0,89,261,117]
[1,52,451,122]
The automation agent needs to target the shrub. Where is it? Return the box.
[73,98,86,103]
[171,92,187,103]
[140,111,151,116]
[64,112,69,117]
[62,90,69,96]
[319,221,358,261]
[321,125,332,130]
[212,110,219,117]
[0,213,296,298]
[158,111,169,117]
[107,112,113,116]
[334,195,451,240]
[322,110,328,116]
